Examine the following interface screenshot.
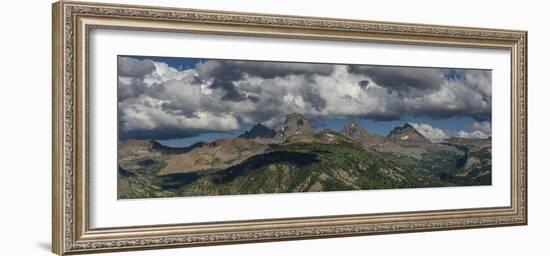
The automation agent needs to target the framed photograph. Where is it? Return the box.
[52,1,527,255]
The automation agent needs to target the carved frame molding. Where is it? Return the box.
[52,1,527,255]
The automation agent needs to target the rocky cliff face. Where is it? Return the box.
[341,121,383,145]
[341,121,368,139]
[273,113,314,143]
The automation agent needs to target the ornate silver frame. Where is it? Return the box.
[52,1,527,255]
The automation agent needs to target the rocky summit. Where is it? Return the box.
[238,123,277,140]
[387,123,431,144]
[273,113,314,143]
[341,121,368,139]
[341,121,384,146]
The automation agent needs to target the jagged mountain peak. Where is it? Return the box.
[281,113,313,133]
[388,123,417,135]
[273,113,314,143]
[284,113,309,124]
[341,121,384,146]
[389,123,415,134]
[341,121,368,138]
[387,123,430,144]
[238,123,276,140]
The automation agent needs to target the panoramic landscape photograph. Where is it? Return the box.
[117,55,492,199]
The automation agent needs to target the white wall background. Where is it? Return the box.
[0,0,547,255]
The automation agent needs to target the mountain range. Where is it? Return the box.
[118,113,491,199]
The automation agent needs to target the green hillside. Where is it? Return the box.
[119,141,451,199]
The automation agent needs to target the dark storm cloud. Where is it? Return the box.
[117,56,492,140]
[349,65,445,94]
[118,127,204,141]
[194,60,335,103]
[358,80,370,89]
[210,79,246,102]
[346,65,492,121]
[195,60,335,80]
[359,112,402,121]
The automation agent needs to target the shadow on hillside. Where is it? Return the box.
[213,151,319,184]
[158,172,202,190]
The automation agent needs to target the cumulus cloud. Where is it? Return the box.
[456,121,491,139]
[194,60,335,102]
[118,57,155,78]
[473,121,491,135]
[409,123,450,142]
[117,56,492,140]
[457,130,489,139]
